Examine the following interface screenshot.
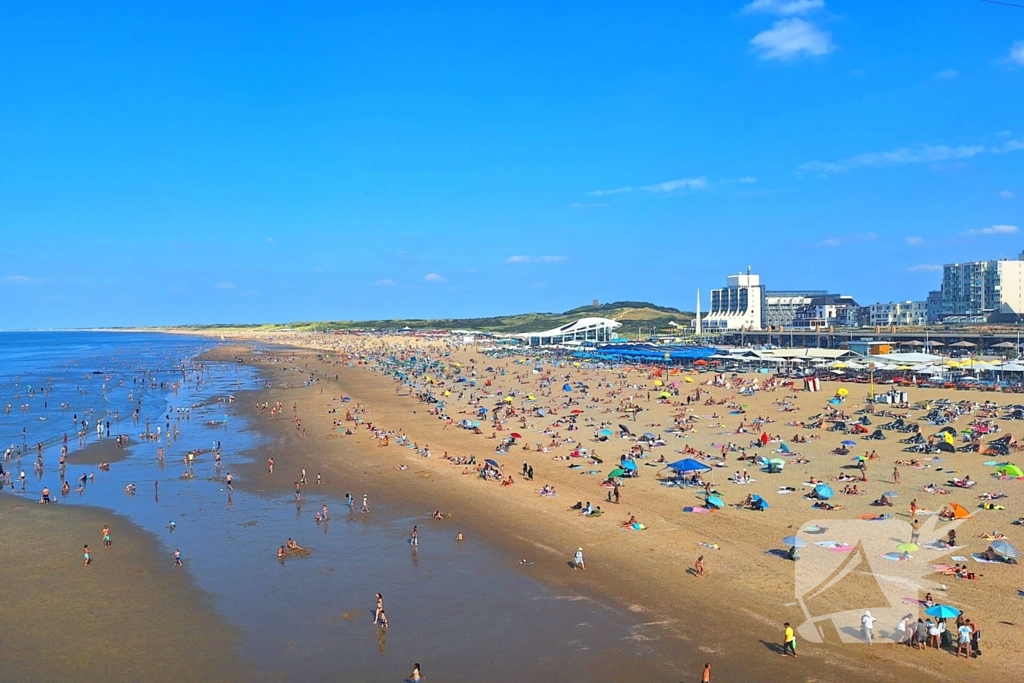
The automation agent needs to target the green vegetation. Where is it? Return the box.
[167,301,694,335]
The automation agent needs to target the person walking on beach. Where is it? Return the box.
[83,544,91,566]
[409,662,421,681]
[695,555,705,577]
[174,548,182,567]
[910,517,921,545]
[410,525,418,546]
[294,482,301,502]
[322,503,329,521]
[268,457,274,473]
[102,525,111,548]
[782,622,796,657]
[701,663,711,683]
[225,472,233,491]
[361,494,369,513]
[573,547,585,570]
[893,466,900,485]
[374,593,385,624]
[861,610,875,644]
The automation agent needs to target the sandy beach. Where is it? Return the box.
[0,496,245,683]
[193,330,1024,683]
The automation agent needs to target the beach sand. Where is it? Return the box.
[0,496,246,683]
[195,331,1024,682]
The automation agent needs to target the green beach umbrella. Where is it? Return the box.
[896,543,918,552]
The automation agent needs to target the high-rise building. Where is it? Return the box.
[926,290,943,324]
[941,255,1024,320]
[791,294,860,329]
[702,268,764,331]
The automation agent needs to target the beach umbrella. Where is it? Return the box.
[814,483,834,499]
[654,380,663,386]
[685,377,694,383]
[836,387,849,396]
[607,467,626,479]
[599,429,613,436]
[925,604,962,619]
[782,536,807,548]
[571,409,583,414]
[485,459,500,468]
[622,460,637,471]
[510,432,523,439]
[706,496,724,509]
[503,396,513,403]
[563,384,572,391]
[883,491,899,498]
[768,458,786,469]
[991,540,1020,559]
[896,543,918,552]
[659,391,671,398]
[841,440,857,446]
[527,395,536,401]
[998,464,1024,477]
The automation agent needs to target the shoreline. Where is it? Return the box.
[199,336,1019,682]
[0,495,247,682]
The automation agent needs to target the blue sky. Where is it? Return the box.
[2,1,1023,328]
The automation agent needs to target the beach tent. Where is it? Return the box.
[667,458,712,474]
[814,483,834,500]
[749,494,769,510]
[621,460,638,471]
[947,503,971,519]
[998,464,1024,477]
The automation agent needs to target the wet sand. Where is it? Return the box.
[197,332,1023,683]
[0,496,246,683]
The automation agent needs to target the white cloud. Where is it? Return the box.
[738,176,758,184]
[816,232,878,247]
[506,255,568,264]
[642,176,708,193]
[800,138,1024,174]
[588,176,710,196]
[1009,41,1024,66]
[999,190,1015,199]
[587,186,633,196]
[933,68,959,80]
[965,224,1019,236]
[374,279,396,286]
[907,264,942,273]
[424,273,446,282]
[742,0,824,15]
[750,18,834,61]
[215,282,235,289]
[2,275,32,283]
[905,236,925,246]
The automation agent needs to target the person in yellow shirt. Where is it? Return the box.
[783,622,797,657]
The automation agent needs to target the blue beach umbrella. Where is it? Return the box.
[706,496,724,509]
[841,440,857,446]
[925,604,961,619]
[814,483,834,500]
[600,429,613,437]
[485,459,500,468]
[782,536,807,548]
[622,460,637,471]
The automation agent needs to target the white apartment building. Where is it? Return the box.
[942,255,1024,318]
[865,300,928,326]
[702,268,764,331]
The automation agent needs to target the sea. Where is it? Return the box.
[0,332,680,682]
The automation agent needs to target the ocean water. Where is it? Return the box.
[0,332,679,682]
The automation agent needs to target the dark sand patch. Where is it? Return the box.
[0,497,248,683]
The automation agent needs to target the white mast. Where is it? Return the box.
[695,289,702,337]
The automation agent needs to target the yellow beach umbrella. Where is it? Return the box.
[685,377,694,383]
[527,395,536,401]
[503,396,513,403]
[836,387,849,397]
[653,380,663,386]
